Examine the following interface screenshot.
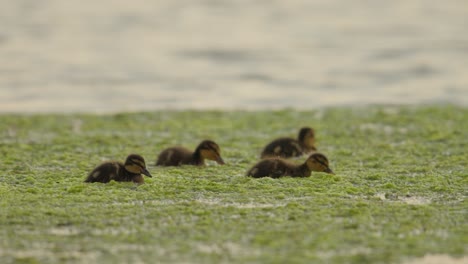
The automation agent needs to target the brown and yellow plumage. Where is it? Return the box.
[156,140,225,166]
[247,152,333,178]
[261,127,317,158]
[85,154,152,184]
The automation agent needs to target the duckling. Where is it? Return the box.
[247,152,333,178]
[260,127,317,158]
[156,140,225,166]
[85,154,152,184]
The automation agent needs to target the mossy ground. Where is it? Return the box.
[0,106,466,264]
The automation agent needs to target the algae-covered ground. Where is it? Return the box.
[0,106,466,264]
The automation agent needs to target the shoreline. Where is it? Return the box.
[1,98,466,114]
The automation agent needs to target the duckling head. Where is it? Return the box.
[124,154,152,177]
[197,140,225,165]
[298,127,315,149]
[305,153,333,174]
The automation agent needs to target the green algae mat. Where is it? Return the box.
[0,106,467,264]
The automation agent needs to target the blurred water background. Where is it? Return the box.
[0,0,467,113]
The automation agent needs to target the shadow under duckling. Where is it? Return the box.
[261,127,317,158]
[247,152,333,178]
[156,140,225,166]
[85,154,152,184]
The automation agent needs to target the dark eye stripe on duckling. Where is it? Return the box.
[131,159,145,167]
[207,144,220,154]
[312,155,329,167]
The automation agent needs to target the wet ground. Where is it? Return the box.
[1,0,467,112]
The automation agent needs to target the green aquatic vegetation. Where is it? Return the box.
[0,106,467,264]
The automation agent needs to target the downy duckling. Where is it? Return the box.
[261,127,317,158]
[156,140,225,166]
[247,152,333,178]
[85,154,152,184]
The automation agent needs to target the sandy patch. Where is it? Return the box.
[376,193,431,205]
[317,247,372,259]
[120,197,288,208]
[48,226,81,236]
[196,242,262,257]
[403,254,468,264]
[0,248,99,263]
[193,197,286,208]
[400,196,431,205]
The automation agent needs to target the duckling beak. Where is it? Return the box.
[142,168,152,177]
[324,167,334,174]
[216,156,226,165]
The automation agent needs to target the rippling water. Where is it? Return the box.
[1,0,467,112]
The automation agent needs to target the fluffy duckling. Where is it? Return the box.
[261,127,317,158]
[85,154,152,184]
[156,140,225,166]
[247,152,333,178]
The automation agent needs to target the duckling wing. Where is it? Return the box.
[246,159,274,178]
[85,162,119,183]
[156,148,172,166]
[157,147,182,166]
[270,159,295,178]
[249,159,287,178]
[261,138,302,158]
[157,147,195,166]
[270,169,286,178]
